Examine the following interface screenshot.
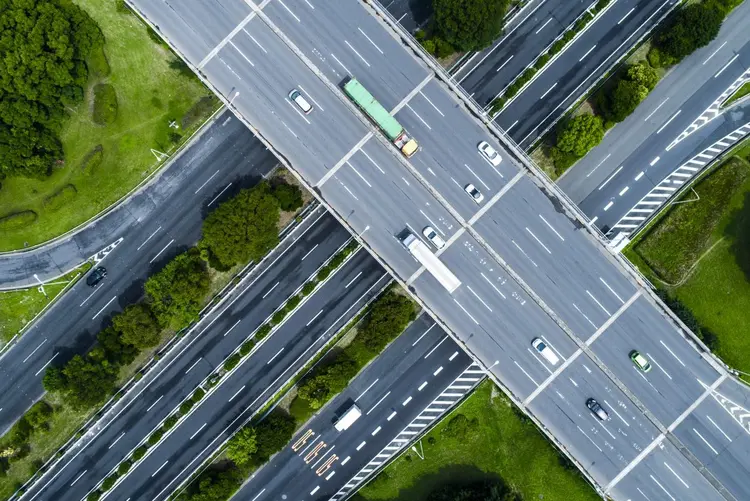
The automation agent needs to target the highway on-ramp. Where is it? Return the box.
[123,0,750,499]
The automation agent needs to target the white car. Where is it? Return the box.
[464,184,484,204]
[478,141,502,167]
[422,226,445,249]
[289,89,313,114]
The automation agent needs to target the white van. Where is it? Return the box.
[289,89,313,114]
[531,337,559,365]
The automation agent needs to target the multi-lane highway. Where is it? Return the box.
[0,113,277,434]
[559,0,750,236]
[126,0,750,499]
[20,210,389,500]
[231,316,479,501]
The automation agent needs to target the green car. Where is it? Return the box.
[630,350,652,373]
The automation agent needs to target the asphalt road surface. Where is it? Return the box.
[378,0,430,34]
[0,113,277,434]
[119,0,750,499]
[232,315,476,501]
[559,0,750,235]
[20,210,377,501]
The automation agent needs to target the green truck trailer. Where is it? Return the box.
[343,78,419,158]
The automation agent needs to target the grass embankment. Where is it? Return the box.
[0,263,92,345]
[355,380,599,501]
[625,143,750,378]
[723,81,750,107]
[0,0,217,251]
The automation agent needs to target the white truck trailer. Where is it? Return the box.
[402,233,461,293]
[334,403,362,431]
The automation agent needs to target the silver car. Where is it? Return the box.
[478,141,502,167]
[422,226,445,249]
[464,184,484,203]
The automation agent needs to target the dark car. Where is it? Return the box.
[86,266,107,287]
[586,398,609,421]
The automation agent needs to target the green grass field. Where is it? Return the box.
[626,146,750,378]
[0,0,217,251]
[0,263,92,345]
[356,381,599,501]
[723,81,750,107]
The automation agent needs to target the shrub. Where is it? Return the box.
[556,114,604,158]
[101,474,118,491]
[356,291,415,353]
[256,324,272,340]
[420,38,436,54]
[25,401,54,431]
[224,353,242,372]
[93,83,118,125]
[148,428,165,446]
[43,184,77,212]
[442,413,478,439]
[286,295,302,310]
[192,387,206,402]
[118,460,132,475]
[115,0,132,14]
[239,340,256,356]
[132,445,148,461]
[301,281,317,296]
[163,414,179,430]
[594,0,610,12]
[179,399,195,415]
[434,38,455,59]
[0,211,38,231]
[271,310,286,325]
[316,265,332,282]
[550,39,566,55]
[87,491,102,501]
[272,183,303,212]
[534,53,551,70]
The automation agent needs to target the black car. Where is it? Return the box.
[86,266,107,287]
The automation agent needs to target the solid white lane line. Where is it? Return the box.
[539,214,564,241]
[150,239,175,264]
[402,396,413,406]
[703,41,727,65]
[358,27,383,54]
[706,415,732,442]
[301,243,319,261]
[190,423,207,440]
[207,183,232,207]
[466,285,493,311]
[246,32,267,53]
[195,170,220,194]
[425,335,450,359]
[495,55,514,73]
[22,339,47,364]
[604,400,630,427]
[277,0,300,22]
[598,166,623,190]
[267,348,284,364]
[345,271,363,289]
[109,432,125,449]
[512,240,537,267]
[715,54,739,78]
[412,323,436,346]
[92,296,117,320]
[650,474,676,501]
[539,82,558,100]
[644,98,669,121]
[586,290,611,315]
[79,288,100,307]
[659,340,685,366]
[228,41,255,68]
[262,282,280,299]
[525,227,551,254]
[514,361,538,386]
[223,319,241,337]
[663,462,689,488]
[693,428,719,454]
[587,153,611,177]
[617,7,634,24]
[480,272,506,299]
[406,104,431,129]
[372,426,381,436]
[152,460,170,477]
[146,395,164,412]
[70,470,86,486]
[577,426,602,452]
[535,18,553,34]
[418,381,428,391]
[453,299,479,324]
[656,110,681,134]
[599,277,624,303]
[185,358,202,374]
[137,226,162,251]
[330,53,352,74]
[579,45,597,62]
[360,149,385,174]
[297,85,323,111]
[646,352,672,380]
[306,309,324,327]
[367,391,391,415]
[355,378,379,402]
[418,91,444,117]
[348,161,372,187]
[228,385,246,402]
[506,119,519,131]
[434,366,443,376]
[419,210,444,236]
[34,353,58,377]
[345,40,371,67]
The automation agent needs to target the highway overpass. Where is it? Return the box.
[123,0,750,500]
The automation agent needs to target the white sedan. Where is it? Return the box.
[478,141,502,167]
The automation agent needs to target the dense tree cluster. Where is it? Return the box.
[600,62,659,123]
[652,3,723,66]
[551,114,604,173]
[427,480,522,501]
[432,0,509,51]
[0,0,103,179]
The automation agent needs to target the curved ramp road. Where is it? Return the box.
[0,114,277,434]
[19,211,357,500]
[126,0,748,498]
[558,0,750,235]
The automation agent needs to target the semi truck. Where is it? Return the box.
[402,233,461,293]
[334,403,362,431]
[343,78,419,158]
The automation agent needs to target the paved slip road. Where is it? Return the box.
[494,0,677,149]
[128,0,750,499]
[559,0,750,235]
[232,315,475,501]
[378,0,431,34]
[20,210,368,501]
[0,113,278,434]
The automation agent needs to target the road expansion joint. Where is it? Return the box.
[198,11,258,69]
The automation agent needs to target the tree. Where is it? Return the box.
[59,354,119,409]
[97,326,138,365]
[272,182,303,212]
[356,292,415,353]
[432,0,509,52]
[112,303,161,349]
[42,365,67,392]
[252,411,296,463]
[185,468,242,501]
[626,62,659,92]
[0,0,103,178]
[656,4,723,62]
[297,356,359,409]
[607,79,648,123]
[225,426,257,466]
[201,183,281,268]
[25,401,54,431]
[427,480,521,501]
[556,114,604,158]
[145,249,210,330]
